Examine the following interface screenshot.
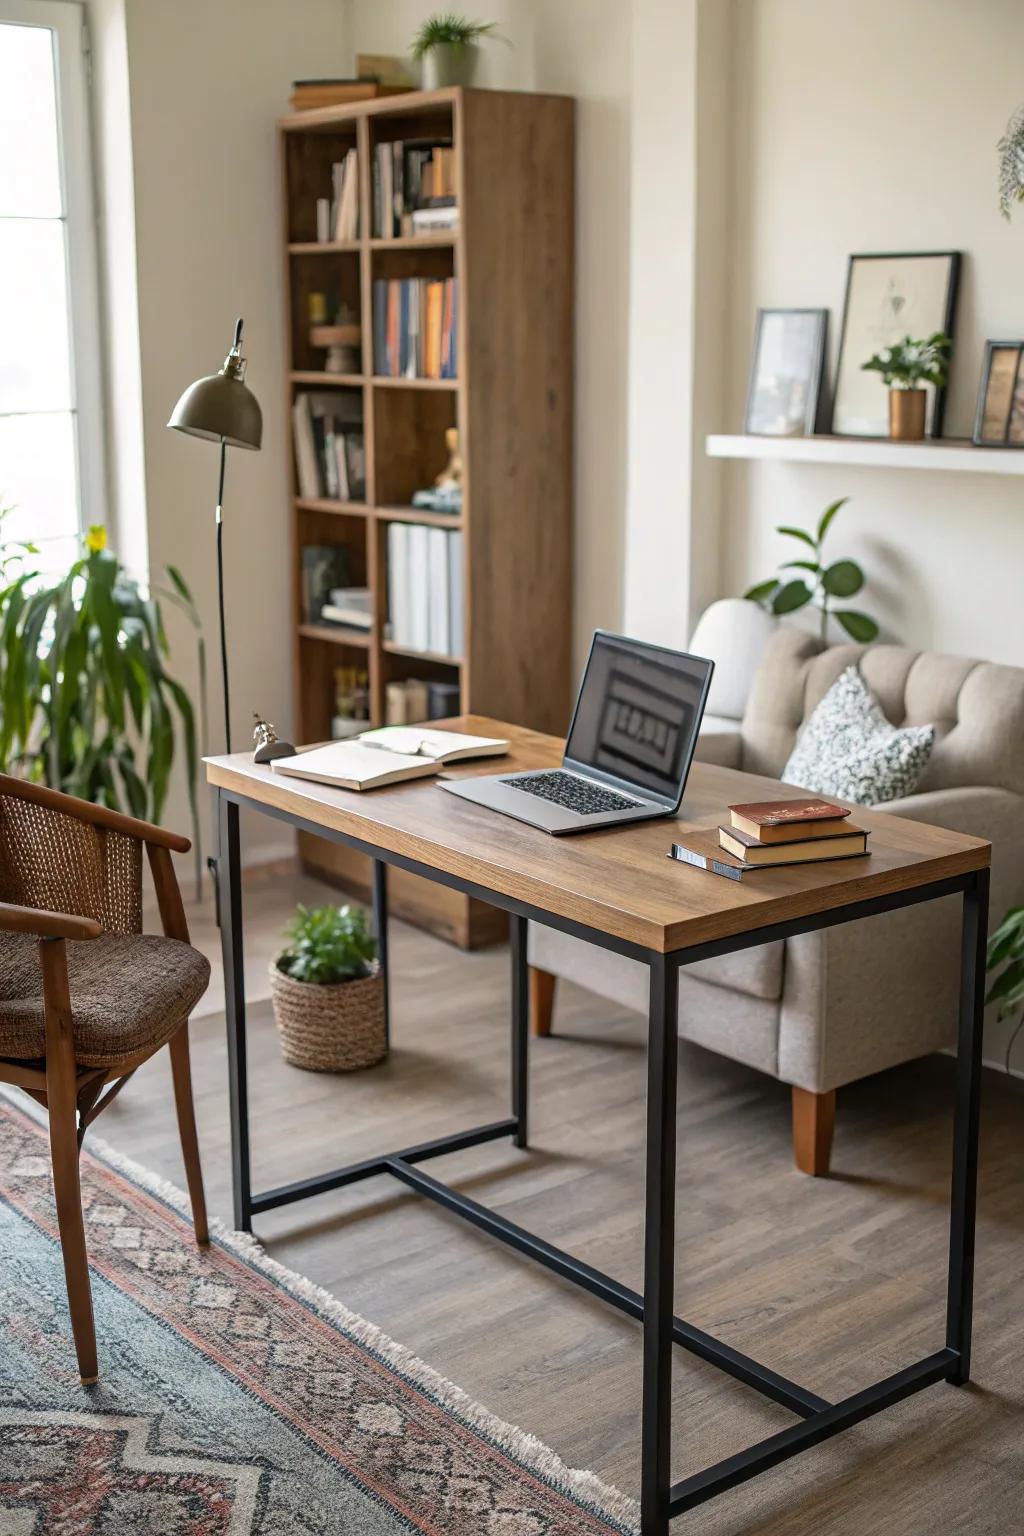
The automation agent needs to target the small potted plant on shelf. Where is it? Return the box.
[270,904,385,1072]
[862,333,951,442]
[410,13,503,90]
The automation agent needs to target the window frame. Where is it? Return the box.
[1,0,106,539]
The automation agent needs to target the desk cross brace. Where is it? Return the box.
[215,789,988,1534]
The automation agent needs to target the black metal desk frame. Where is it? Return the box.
[216,787,988,1536]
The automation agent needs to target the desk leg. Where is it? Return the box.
[372,859,390,1048]
[946,866,989,1385]
[511,915,529,1148]
[641,953,679,1536]
[218,793,252,1233]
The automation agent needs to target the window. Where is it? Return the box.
[0,0,103,568]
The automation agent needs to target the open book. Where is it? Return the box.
[271,728,508,791]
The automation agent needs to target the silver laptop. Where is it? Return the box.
[440,631,714,835]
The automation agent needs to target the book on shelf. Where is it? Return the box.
[329,147,359,241]
[271,728,507,791]
[386,678,429,724]
[373,277,458,379]
[293,392,365,502]
[373,137,457,239]
[671,826,869,882]
[728,797,850,842]
[320,603,372,631]
[290,78,410,111]
[387,522,463,658]
[411,205,459,234]
[301,545,349,624]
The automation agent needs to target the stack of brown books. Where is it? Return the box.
[289,79,410,112]
[672,797,870,881]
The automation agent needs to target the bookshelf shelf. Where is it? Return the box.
[383,641,464,667]
[299,623,371,648]
[295,497,370,517]
[282,87,574,947]
[369,233,457,251]
[289,240,362,255]
[289,371,365,387]
[371,375,458,391]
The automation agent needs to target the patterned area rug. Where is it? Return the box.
[0,1096,637,1534]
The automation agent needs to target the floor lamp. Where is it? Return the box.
[168,319,262,754]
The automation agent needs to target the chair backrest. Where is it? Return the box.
[688,598,777,723]
[0,790,143,934]
[740,626,1024,797]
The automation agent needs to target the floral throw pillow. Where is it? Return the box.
[781,666,935,806]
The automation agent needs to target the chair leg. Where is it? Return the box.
[41,940,98,1384]
[792,1086,836,1177]
[530,966,557,1037]
[168,1023,209,1245]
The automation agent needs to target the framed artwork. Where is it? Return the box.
[973,341,1024,447]
[831,252,960,438]
[744,309,827,437]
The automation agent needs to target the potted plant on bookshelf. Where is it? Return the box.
[410,13,503,89]
[862,333,951,441]
[270,904,385,1072]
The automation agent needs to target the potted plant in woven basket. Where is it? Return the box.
[270,904,385,1073]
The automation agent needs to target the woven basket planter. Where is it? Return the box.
[269,960,386,1073]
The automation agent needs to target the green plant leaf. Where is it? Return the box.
[780,559,821,574]
[743,578,779,604]
[277,903,377,985]
[987,906,1024,968]
[772,579,813,615]
[816,497,848,544]
[834,609,879,642]
[775,525,817,550]
[985,957,1024,1014]
[822,559,865,599]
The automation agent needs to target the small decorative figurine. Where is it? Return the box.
[252,712,295,764]
[412,426,463,513]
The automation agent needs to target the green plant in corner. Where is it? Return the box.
[0,523,201,854]
[744,497,879,644]
[985,905,1024,1072]
[276,904,378,987]
[410,13,501,58]
[862,333,951,391]
[997,102,1024,219]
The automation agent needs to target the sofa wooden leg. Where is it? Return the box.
[530,967,556,1037]
[792,1086,835,1176]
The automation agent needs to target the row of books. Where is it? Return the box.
[373,278,458,380]
[293,392,366,502]
[315,147,359,242]
[672,798,869,882]
[372,138,458,239]
[387,523,464,658]
[385,677,460,725]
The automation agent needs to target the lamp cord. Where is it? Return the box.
[216,438,231,754]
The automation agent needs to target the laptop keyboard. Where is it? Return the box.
[502,770,642,817]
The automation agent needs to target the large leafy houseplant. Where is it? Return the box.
[744,497,880,644]
[985,906,1024,1071]
[0,523,203,857]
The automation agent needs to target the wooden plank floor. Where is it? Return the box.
[94,868,1024,1533]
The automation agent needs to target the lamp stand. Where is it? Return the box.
[215,437,232,754]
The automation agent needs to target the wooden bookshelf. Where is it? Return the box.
[280,87,575,948]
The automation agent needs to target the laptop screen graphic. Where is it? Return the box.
[565,635,710,801]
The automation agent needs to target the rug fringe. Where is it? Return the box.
[3,1088,641,1534]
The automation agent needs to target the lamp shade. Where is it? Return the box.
[168,370,262,450]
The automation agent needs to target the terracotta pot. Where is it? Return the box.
[888,388,926,442]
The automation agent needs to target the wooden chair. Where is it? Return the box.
[0,773,210,1383]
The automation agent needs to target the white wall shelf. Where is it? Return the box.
[706,433,1024,477]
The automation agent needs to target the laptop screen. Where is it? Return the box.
[564,633,712,804]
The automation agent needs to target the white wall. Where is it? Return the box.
[721,0,1024,665]
[90,0,352,860]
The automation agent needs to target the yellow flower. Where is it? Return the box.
[85,524,107,553]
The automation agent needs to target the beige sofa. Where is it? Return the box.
[528,627,1024,1174]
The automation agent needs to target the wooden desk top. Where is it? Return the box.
[206,717,990,955]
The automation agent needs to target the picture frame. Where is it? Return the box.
[744,308,828,437]
[831,252,961,438]
[973,341,1024,447]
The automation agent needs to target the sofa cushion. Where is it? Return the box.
[689,598,776,722]
[781,666,934,805]
[741,627,1024,797]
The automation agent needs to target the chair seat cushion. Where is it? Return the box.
[0,932,210,1067]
